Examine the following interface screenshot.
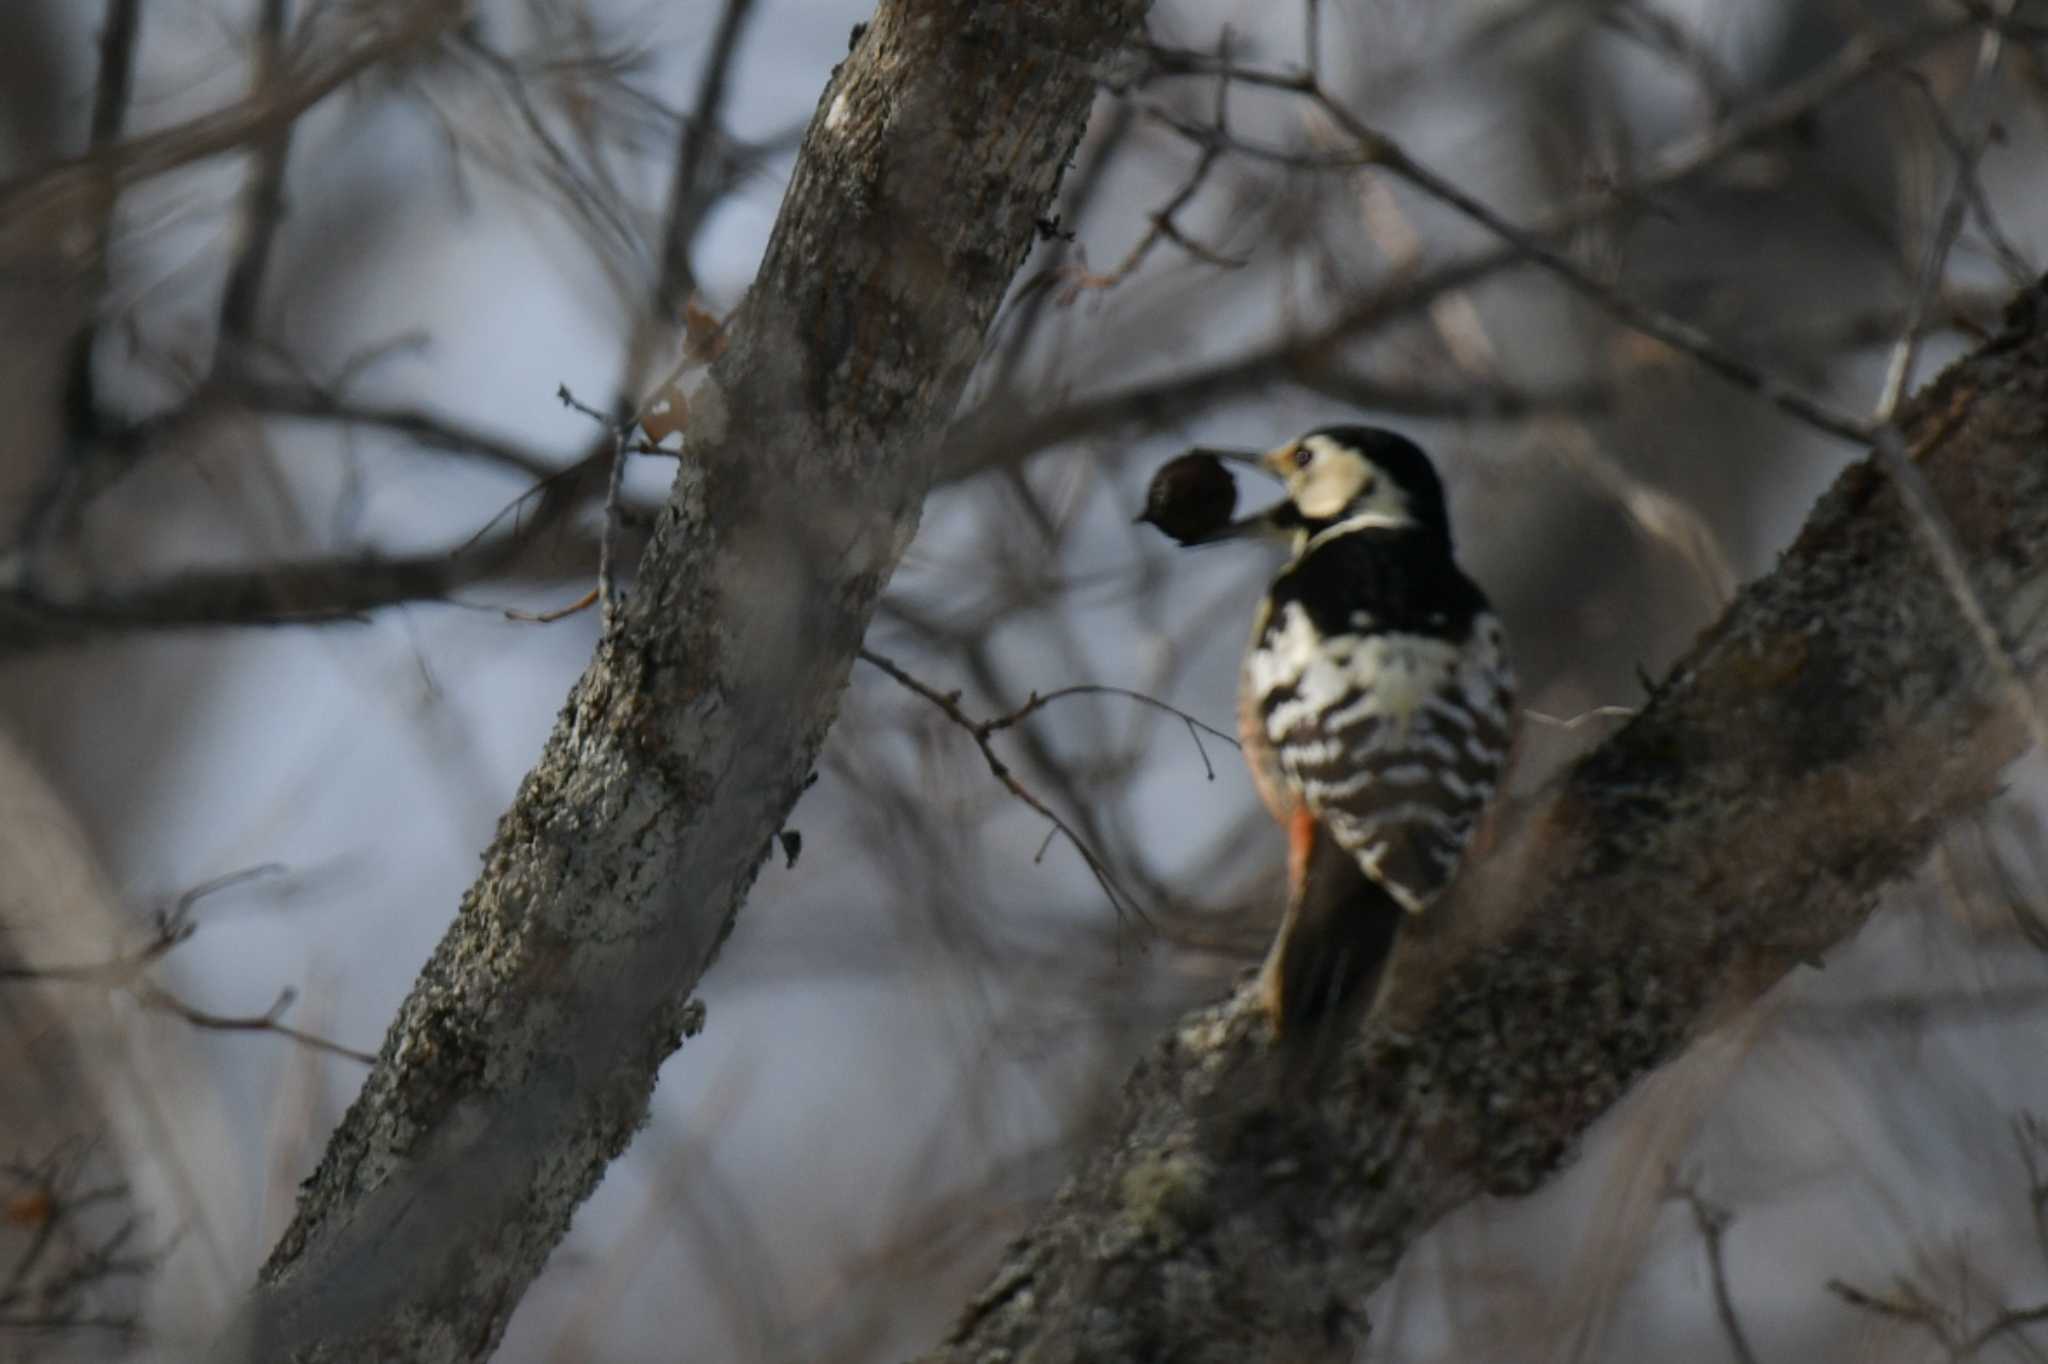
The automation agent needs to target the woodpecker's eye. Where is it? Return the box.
[1290,446,1313,470]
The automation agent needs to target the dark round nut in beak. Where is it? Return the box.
[1135,451,1238,545]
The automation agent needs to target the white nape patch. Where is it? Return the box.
[825,92,851,132]
[1304,510,1419,554]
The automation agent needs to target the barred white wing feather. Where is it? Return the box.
[1249,600,1513,912]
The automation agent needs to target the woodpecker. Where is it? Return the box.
[1139,427,1515,1033]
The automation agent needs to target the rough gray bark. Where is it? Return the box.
[924,281,2048,1363]
[234,3,1147,1359]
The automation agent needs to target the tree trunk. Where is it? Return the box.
[235,3,1147,1358]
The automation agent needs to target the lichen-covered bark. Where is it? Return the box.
[924,280,2048,1364]
[235,3,1147,1359]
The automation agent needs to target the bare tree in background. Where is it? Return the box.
[4,1,2048,1361]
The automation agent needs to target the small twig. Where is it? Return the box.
[0,865,371,1064]
[505,585,599,625]
[1669,1176,1761,1364]
[129,980,376,1066]
[1873,17,2012,422]
[982,682,1238,782]
[598,423,631,619]
[0,860,284,986]
[1826,1277,1957,1340]
[439,34,640,267]
[557,384,635,621]
[169,861,288,924]
[1957,1303,2048,1360]
[1524,705,1637,732]
[1892,68,2034,286]
[214,0,294,363]
[229,379,560,480]
[1829,1274,2048,1362]
[983,683,1238,748]
[1602,0,1738,119]
[1060,28,1244,297]
[858,648,1151,929]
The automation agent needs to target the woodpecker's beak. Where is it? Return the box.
[1259,440,1301,479]
[1187,446,1274,476]
[1198,443,1299,541]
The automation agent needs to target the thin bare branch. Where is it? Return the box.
[215,0,295,359]
[1060,28,1243,296]
[227,380,562,480]
[128,981,376,1066]
[555,384,635,620]
[22,0,144,552]
[1669,1177,1762,1364]
[1894,69,2035,285]
[1192,63,1880,443]
[1868,6,2048,755]
[1830,1274,2048,1361]
[654,0,759,323]
[0,0,466,241]
[952,19,1974,476]
[1524,705,1637,732]
[982,683,1237,748]
[1,865,371,1064]
[859,646,1152,929]
[85,0,142,152]
[0,541,518,654]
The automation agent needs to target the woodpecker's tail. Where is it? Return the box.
[1258,830,1403,1038]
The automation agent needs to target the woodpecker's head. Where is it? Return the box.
[1135,425,1452,551]
[1262,426,1450,544]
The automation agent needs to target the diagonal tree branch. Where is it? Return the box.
[0,0,464,256]
[229,2,1148,1359]
[0,543,519,654]
[922,278,2048,1363]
